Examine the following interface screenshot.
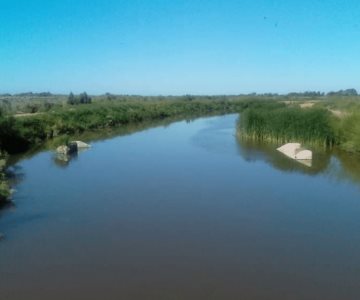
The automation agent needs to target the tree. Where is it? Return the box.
[327,89,358,96]
[79,92,91,104]
[68,92,76,105]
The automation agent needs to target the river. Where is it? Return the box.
[1,114,360,300]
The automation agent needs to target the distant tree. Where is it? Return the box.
[184,94,195,101]
[79,92,91,104]
[67,92,76,105]
[105,93,116,101]
[327,89,358,97]
[38,92,52,97]
[287,91,323,97]
[343,89,358,96]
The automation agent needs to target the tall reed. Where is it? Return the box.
[238,104,335,148]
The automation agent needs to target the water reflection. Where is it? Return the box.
[236,138,331,175]
[7,115,203,169]
[331,150,360,185]
[6,165,26,186]
[53,152,78,168]
[0,199,15,211]
[236,137,360,186]
[0,165,25,239]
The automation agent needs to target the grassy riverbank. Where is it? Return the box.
[0,154,10,203]
[237,98,360,152]
[1,98,254,154]
[0,96,254,201]
[2,93,360,155]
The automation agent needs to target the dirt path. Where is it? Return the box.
[14,112,44,118]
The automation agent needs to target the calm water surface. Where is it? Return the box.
[1,114,360,300]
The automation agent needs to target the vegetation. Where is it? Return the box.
[327,89,358,97]
[1,92,360,155]
[333,112,360,152]
[238,103,335,147]
[0,151,9,203]
[0,98,254,155]
[67,92,92,105]
[238,95,360,153]
[312,97,360,152]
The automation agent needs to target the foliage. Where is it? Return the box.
[0,151,9,203]
[287,91,324,97]
[67,92,92,105]
[238,103,335,147]
[327,89,358,97]
[335,113,360,153]
[0,109,31,153]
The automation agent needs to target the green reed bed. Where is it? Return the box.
[335,112,360,153]
[238,104,336,148]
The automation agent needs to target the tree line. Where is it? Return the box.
[67,92,92,105]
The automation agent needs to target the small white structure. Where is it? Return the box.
[277,143,312,161]
[71,141,91,148]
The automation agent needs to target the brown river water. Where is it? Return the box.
[1,114,360,300]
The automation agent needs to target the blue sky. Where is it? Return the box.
[1,0,360,95]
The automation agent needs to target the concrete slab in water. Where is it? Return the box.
[277,143,312,161]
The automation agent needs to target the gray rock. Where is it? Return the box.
[56,142,78,155]
[56,145,70,155]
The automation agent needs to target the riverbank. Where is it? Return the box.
[1,98,254,155]
[0,157,10,204]
[0,98,254,201]
[237,100,360,152]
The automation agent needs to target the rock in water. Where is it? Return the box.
[56,145,70,155]
[277,143,312,161]
[277,143,301,158]
[71,141,91,148]
[56,142,78,155]
[295,149,312,160]
[55,141,89,155]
